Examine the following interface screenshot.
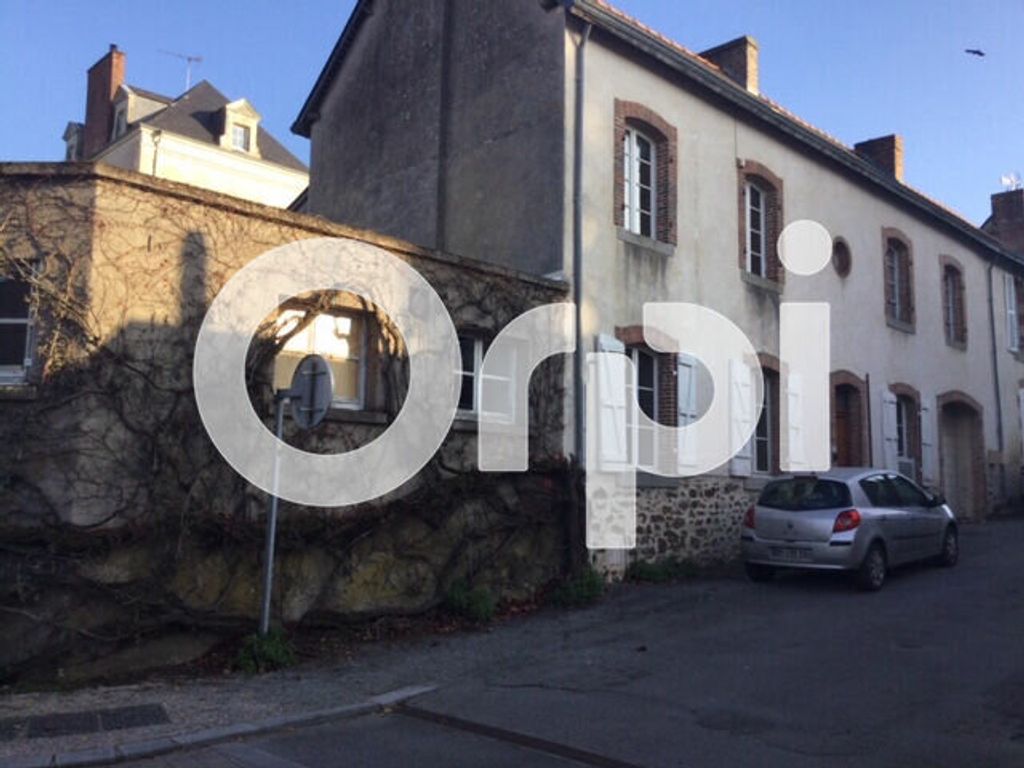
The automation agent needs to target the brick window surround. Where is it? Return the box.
[614,100,678,245]
[737,160,785,284]
[882,227,915,331]
[939,255,967,349]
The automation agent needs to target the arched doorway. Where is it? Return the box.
[938,393,986,520]
[831,371,868,468]
[834,384,864,466]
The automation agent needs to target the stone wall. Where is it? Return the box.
[634,478,755,565]
[0,163,569,681]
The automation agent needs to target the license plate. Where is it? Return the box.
[770,546,812,563]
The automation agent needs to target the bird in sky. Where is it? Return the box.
[965,48,986,57]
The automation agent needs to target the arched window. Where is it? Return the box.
[942,263,966,347]
[622,127,655,238]
[883,235,914,328]
[614,100,677,245]
[737,161,784,283]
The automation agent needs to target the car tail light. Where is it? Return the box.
[833,509,861,533]
[743,505,756,529]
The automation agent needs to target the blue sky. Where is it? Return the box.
[1,1,1019,224]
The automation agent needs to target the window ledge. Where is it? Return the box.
[945,339,967,352]
[323,408,389,426]
[885,317,916,334]
[0,383,38,401]
[636,471,681,489]
[740,270,783,294]
[616,228,676,257]
[743,475,774,492]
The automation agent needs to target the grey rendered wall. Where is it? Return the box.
[308,0,566,276]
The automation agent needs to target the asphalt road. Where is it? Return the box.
[128,519,1024,767]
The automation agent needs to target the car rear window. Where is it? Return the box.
[758,478,853,511]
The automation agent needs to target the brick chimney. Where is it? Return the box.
[986,189,1024,254]
[854,134,904,182]
[700,36,759,95]
[82,44,125,159]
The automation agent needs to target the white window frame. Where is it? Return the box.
[0,271,34,384]
[274,309,366,410]
[886,240,908,323]
[895,396,910,459]
[455,336,516,422]
[1005,274,1020,352]
[627,347,658,472]
[623,127,656,239]
[943,267,957,342]
[753,372,774,474]
[746,181,766,277]
[232,123,252,152]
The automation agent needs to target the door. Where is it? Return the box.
[890,474,942,559]
[858,473,915,564]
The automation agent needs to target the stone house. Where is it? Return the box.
[62,45,309,208]
[0,163,567,678]
[291,0,1024,565]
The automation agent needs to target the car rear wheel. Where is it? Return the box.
[744,562,775,583]
[936,526,959,568]
[856,543,886,591]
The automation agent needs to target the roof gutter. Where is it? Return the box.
[568,0,1023,272]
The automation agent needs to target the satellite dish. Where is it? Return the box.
[288,354,334,430]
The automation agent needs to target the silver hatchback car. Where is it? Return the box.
[740,468,958,590]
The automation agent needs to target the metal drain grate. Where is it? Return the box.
[0,703,169,741]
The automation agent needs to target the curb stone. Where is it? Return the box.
[0,684,437,768]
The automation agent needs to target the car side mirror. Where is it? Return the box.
[928,492,946,508]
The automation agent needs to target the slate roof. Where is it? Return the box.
[291,0,1019,268]
[131,80,306,172]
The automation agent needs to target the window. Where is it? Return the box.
[622,128,655,238]
[456,335,515,420]
[738,163,783,282]
[232,124,251,152]
[746,181,767,277]
[832,238,851,278]
[754,371,777,474]
[614,101,677,245]
[0,272,32,383]
[273,310,364,408]
[889,474,929,507]
[895,396,911,459]
[860,474,900,508]
[624,348,658,470]
[942,264,966,346]
[884,237,913,326]
[1005,274,1022,352]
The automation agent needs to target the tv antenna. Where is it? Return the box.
[159,49,203,91]
[1001,172,1022,191]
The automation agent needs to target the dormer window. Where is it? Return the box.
[220,98,261,158]
[111,104,128,140]
[232,124,251,152]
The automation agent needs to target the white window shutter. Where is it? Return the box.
[729,358,753,477]
[596,334,630,471]
[1017,387,1024,465]
[785,372,807,470]
[920,397,937,487]
[1006,275,1019,352]
[881,390,899,471]
[677,354,698,471]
